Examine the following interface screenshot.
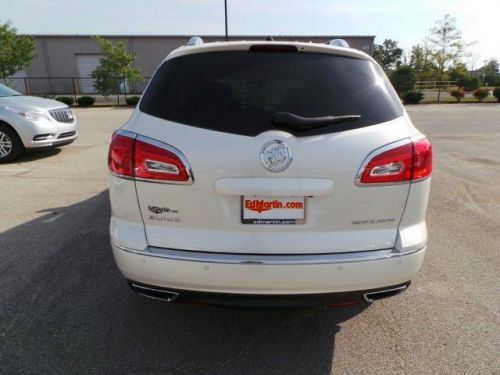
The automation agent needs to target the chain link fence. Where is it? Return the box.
[3,75,499,104]
[3,76,152,104]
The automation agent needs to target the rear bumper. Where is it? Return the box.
[127,280,411,307]
[111,243,426,295]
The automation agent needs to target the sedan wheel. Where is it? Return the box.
[0,131,13,157]
[0,125,23,162]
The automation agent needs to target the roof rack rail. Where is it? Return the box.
[328,39,350,48]
[187,36,203,46]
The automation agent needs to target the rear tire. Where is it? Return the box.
[0,124,24,163]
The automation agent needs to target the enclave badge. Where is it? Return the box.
[259,140,292,172]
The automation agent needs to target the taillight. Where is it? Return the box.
[357,138,432,185]
[108,133,134,177]
[411,138,432,180]
[134,137,191,182]
[108,131,193,184]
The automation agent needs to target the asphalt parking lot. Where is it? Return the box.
[1,104,499,374]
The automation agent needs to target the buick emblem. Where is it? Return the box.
[259,140,292,172]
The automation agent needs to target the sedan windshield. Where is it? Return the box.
[0,83,22,97]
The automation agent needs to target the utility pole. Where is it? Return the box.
[224,0,228,41]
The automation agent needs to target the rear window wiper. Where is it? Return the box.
[272,112,361,130]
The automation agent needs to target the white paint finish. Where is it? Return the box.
[168,40,374,62]
[112,244,425,294]
[215,178,334,196]
[129,115,414,253]
[108,42,431,294]
[396,178,431,252]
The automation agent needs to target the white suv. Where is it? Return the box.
[108,39,432,307]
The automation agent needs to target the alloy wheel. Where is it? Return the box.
[0,131,13,157]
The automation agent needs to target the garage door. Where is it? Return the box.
[9,70,27,94]
[76,54,101,94]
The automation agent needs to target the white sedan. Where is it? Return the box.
[0,83,77,162]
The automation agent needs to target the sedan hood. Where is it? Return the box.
[0,95,68,111]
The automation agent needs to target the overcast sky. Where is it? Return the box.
[2,0,498,66]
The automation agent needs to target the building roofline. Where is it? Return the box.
[25,34,375,40]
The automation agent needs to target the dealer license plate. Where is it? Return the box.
[241,196,305,224]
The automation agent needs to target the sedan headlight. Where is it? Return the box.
[4,106,52,122]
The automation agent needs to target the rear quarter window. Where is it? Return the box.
[140,50,403,137]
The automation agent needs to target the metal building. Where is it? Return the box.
[11,34,375,95]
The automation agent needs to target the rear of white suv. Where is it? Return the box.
[108,40,431,307]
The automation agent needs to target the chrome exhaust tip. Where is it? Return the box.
[363,285,408,303]
[131,284,180,302]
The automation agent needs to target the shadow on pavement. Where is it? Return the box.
[0,191,367,374]
[14,147,62,163]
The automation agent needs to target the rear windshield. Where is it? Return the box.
[140,51,403,137]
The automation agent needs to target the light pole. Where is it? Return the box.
[224,0,228,41]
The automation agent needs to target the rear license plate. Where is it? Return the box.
[241,196,305,224]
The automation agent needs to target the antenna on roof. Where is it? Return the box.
[187,36,203,46]
[328,39,350,48]
[224,0,229,41]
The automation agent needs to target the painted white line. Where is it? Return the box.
[43,213,65,223]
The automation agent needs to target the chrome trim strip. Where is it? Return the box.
[111,241,426,265]
[363,285,408,303]
[131,284,180,302]
[136,134,194,185]
[112,242,148,252]
[49,107,75,123]
[115,129,138,139]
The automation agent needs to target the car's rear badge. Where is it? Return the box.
[148,205,180,222]
[352,218,395,225]
[260,140,292,172]
[148,205,178,215]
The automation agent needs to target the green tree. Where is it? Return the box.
[373,39,403,71]
[390,65,417,94]
[478,59,499,86]
[429,15,465,100]
[458,76,480,91]
[447,63,468,82]
[409,42,439,81]
[0,21,36,81]
[447,63,479,91]
[91,36,142,104]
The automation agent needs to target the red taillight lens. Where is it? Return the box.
[359,138,432,185]
[108,133,135,177]
[134,138,190,182]
[360,143,413,184]
[108,132,192,183]
[412,138,432,180]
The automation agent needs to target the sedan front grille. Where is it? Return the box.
[50,108,74,123]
